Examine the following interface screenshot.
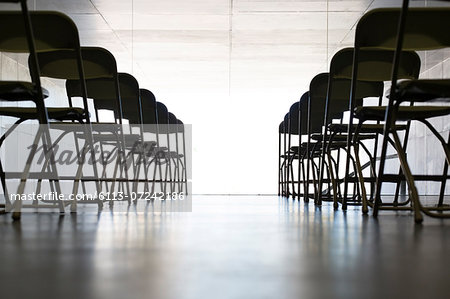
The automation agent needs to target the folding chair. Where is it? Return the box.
[307,74,358,202]
[309,73,382,205]
[299,81,350,202]
[351,4,450,222]
[0,7,94,219]
[0,0,47,214]
[281,101,307,198]
[277,93,309,199]
[318,47,420,211]
[139,94,187,198]
[155,101,175,196]
[176,118,189,195]
[115,73,148,197]
[315,76,385,208]
[278,120,288,196]
[34,46,130,210]
[65,76,122,192]
[68,73,145,202]
[140,89,166,195]
[168,112,186,194]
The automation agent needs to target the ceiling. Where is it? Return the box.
[1,0,447,193]
[4,0,436,96]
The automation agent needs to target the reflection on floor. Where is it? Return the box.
[0,196,449,299]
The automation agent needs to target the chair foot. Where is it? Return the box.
[12,211,21,221]
[414,215,423,224]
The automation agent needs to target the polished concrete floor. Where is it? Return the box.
[0,196,449,299]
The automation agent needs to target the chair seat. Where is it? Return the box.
[354,105,450,121]
[125,138,155,149]
[311,132,376,141]
[328,123,407,134]
[0,81,49,101]
[289,141,347,155]
[75,133,141,144]
[0,107,86,121]
[289,144,320,154]
[394,79,450,103]
[168,151,184,159]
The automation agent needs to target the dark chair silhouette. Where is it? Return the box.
[308,73,369,204]
[317,47,420,212]
[36,46,127,211]
[0,7,93,219]
[351,4,450,222]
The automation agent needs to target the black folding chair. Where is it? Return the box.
[318,47,420,212]
[0,6,94,219]
[351,3,450,222]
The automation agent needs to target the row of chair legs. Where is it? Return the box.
[279,119,449,222]
[1,120,189,217]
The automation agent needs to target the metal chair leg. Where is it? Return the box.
[391,130,423,223]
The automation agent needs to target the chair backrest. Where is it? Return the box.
[0,5,58,123]
[279,120,286,134]
[52,47,122,123]
[140,89,158,125]
[326,79,384,138]
[156,102,169,124]
[66,78,120,120]
[287,93,308,136]
[0,1,39,84]
[36,47,119,80]
[177,119,185,134]
[287,102,300,136]
[168,112,178,124]
[309,73,334,134]
[168,112,180,134]
[280,119,289,135]
[156,101,170,134]
[329,78,381,105]
[309,73,371,132]
[0,11,80,52]
[355,8,450,51]
[118,73,142,125]
[329,49,387,110]
[353,6,449,107]
[330,47,420,81]
[0,10,90,123]
[311,72,384,130]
